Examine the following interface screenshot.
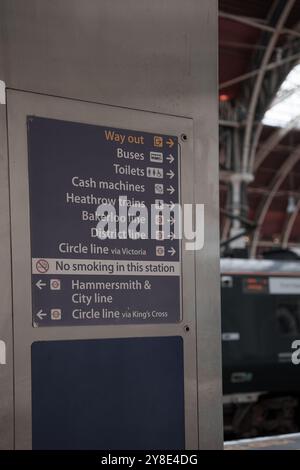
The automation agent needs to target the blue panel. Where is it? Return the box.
[27,117,181,327]
[31,337,185,449]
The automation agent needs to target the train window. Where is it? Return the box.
[276,300,300,336]
[221,276,233,288]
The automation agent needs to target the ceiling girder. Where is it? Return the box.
[241,0,296,174]
[250,145,300,257]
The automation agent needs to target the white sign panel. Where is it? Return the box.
[269,277,300,294]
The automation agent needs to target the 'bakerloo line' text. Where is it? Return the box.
[95,200,204,251]
[73,196,205,251]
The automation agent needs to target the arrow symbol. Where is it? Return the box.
[167,154,175,164]
[166,170,175,180]
[168,232,175,241]
[167,185,175,195]
[36,309,47,320]
[36,279,47,290]
[166,138,175,148]
[167,216,175,225]
[168,247,176,256]
[169,201,175,211]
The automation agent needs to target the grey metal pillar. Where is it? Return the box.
[0,0,222,449]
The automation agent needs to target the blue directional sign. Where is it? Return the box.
[27,117,181,326]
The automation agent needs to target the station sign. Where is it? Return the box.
[28,117,181,326]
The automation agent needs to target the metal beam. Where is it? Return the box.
[257,240,300,248]
[249,188,300,198]
[221,214,231,243]
[257,142,300,153]
[220,208,256,229]
[219,52,300,90]
[248,122,264,172]
[250,144,300,258]
[242,0,296,174]
[220,184,300,200]
[249,74,300,173]
[220,40,268,52]
[219,11,278,33]
[219,10,300,39]
[220,229,248,248]
[219,119,241,128]
[282,199,300,247]
[256,240,282,247]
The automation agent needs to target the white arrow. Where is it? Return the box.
[37,309,47,320]
[36,279,47,290]
[166,138,175,148]
[169,201,175,211]
[167,216,175,225]
[167,154,175,164]
[167,185,175,195]
[166,170,175,180]
[168,232,175,240]
[168,247,176,256]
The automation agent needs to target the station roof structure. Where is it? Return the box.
[219,0,300,256]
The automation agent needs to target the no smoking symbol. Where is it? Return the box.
[36,259,49,274]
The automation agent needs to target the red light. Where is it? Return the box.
[219,94,230,102]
